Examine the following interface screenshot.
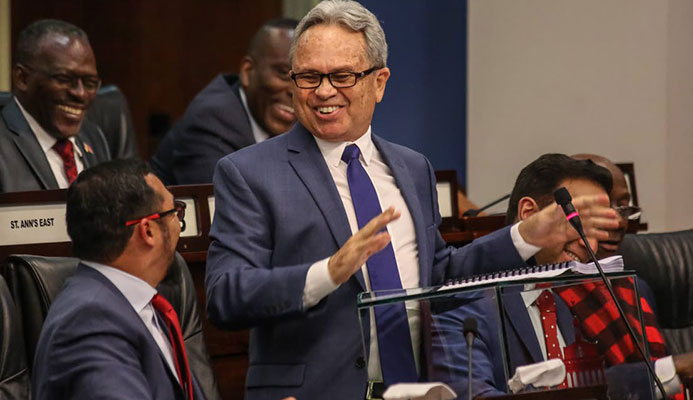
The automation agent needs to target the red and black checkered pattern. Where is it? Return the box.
[554,277,667,366]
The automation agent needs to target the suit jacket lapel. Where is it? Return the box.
[81,265,186,398]
[286,125,365,288]
[372,135,430,286]
[555,294,575,344]
[2,100,58,189]
[74,135,98,168]
[502,289,545,365]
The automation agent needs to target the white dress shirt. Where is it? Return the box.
[81,261,180,383]
[15,98,85,188]
[521,284,680,396]
[238,87,270,144]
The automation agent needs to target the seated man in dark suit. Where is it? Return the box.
[572,153,639,259]
[151,18,298,185]
[32,159,204,399]
[431,154,692,399]
[0,19,110,193]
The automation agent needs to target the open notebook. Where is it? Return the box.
[439,255,624,292]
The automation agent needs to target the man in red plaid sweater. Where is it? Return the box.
[431,154,693,399]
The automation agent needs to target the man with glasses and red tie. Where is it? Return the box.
[0,19,110,193]
[31,159,205,400]
[205,2,619,400]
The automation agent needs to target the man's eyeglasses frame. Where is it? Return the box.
[125,200,187,232]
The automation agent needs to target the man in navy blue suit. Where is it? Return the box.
[430,154,692,399]
[32,160,203,399]
[151,19,298,185]
[205,2,618,399]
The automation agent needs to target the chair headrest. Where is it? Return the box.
[620,229,693,328]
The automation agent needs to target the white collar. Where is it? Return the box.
[521,283,546,308]
[81,260,157,314]
[238,86,271,143]
[313,126,374,168]
[15,97,83,157]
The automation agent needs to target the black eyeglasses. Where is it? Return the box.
[290,67,379,89]
[20,64,102,92]
[613,205,642,220]
[125,200,187,231]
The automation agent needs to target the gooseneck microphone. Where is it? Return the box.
[463,194,511,217]
[553,188,667,399]
[464,317,478,400]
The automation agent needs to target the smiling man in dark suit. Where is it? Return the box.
[204,2,619,399]
[0,19,110,193]
[151,18,297,185]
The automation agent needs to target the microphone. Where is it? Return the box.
[463,194,511,217]
[553,188,667,399]
[464,317,478,400]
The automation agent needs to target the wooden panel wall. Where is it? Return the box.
[11,0,283,158]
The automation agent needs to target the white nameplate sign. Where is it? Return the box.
[0,203,69,245]
[179,198,198,237]
[436,182,453,218]
[208,196,215,224]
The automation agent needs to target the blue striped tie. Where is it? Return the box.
[341,144,418,385]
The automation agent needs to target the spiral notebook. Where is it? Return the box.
[439,255,624,291]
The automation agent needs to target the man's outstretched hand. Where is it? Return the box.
[328,207,401,285]
[519,193,619,252]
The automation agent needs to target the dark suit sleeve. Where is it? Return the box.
[430,294,507,398]
[170,95,254,185]
[205,156,312,330]
[172,123,239,184]
[36,307,154,399]
[419,156,525,286]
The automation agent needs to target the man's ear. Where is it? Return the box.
[374,67,390,103]
[135,219,157,248]
[12,65,29,92]
[239,56,254,90]
[517,196,541,221]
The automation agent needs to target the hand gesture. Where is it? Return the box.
[328,207,400,284]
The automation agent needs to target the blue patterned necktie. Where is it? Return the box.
[341,144,418,385]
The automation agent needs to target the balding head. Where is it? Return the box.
[572,153,632,258]
[239,19,298,136]
[572,154,629,208]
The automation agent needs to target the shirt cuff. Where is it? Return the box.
[302,256,340,309]
[655,356,683,398]
[511,222,542,261]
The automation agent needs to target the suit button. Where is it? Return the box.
[355,357,366,369]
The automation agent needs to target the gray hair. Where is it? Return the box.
[290,0,388,68]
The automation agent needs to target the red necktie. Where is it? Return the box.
[52,139,78,184]
[151,294,194,399]
[535,289,570,388]
[535,290,563,361]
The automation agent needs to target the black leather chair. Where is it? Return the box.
[620,229,693,355]
[86,85,139,160]
[0,92,10,108]
[0,274,30,399]
[2,252,220,400]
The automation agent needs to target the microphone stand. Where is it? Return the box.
[464,317,478,400]
[557,189,667,399]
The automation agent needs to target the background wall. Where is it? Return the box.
[360,0,469,187]
[467,0,693,232]
[0,0,9,91]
